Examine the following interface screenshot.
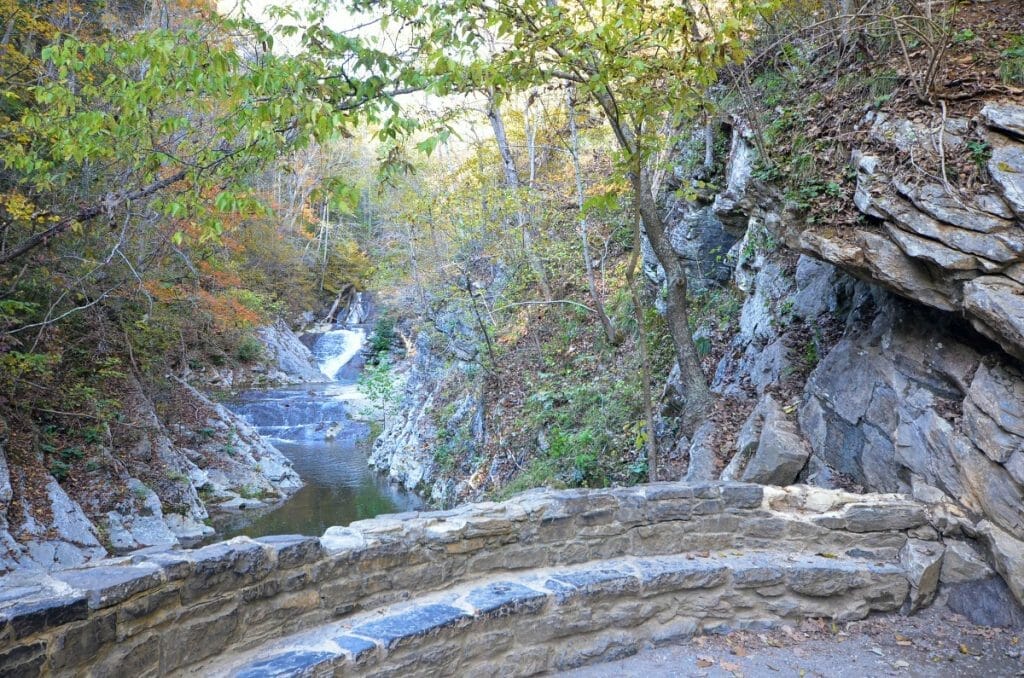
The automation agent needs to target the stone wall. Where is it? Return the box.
[0,482,943,675]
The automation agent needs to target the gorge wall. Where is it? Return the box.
[0,322,319,574]
[369,100,1024,620]
[654,100,1024,616]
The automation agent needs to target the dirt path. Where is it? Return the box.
[559,606,1022,677]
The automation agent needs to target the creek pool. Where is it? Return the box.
[212,326,422,540]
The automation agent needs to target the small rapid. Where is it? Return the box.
[215,298,421,540]
[313,328,366,381]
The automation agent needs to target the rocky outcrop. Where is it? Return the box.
[255,320,323,383]
[663,99,1024,613]
[0,482,956,676]
[795,103,1024,361]
[369,333,444,495]
[722,395,810,485]
[370,329,486,506]
[0,371,303,575]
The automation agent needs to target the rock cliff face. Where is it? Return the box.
[0,324,309,574]
[662,100,1024,616]
[369,331,485,506]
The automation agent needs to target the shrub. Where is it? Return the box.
[1000,36,1024,85]
[368,316,398,358]
[234,335,263,363]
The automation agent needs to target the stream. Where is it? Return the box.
[212,313,422,540]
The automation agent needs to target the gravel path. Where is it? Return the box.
[559,606,1023,677]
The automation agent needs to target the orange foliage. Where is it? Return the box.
[196,289,261,331]
[143,280,188,303]
[197,260,243,288]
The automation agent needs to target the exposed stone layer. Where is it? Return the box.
[796,103,1024,361]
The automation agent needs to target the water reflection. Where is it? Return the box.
[212,432,422,540]
[212,321,423,540]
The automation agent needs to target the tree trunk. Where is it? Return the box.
[567,88,620,346]
[632,168,711,433]
[625,204,658,481]
[486,91,553,302]
[589,86,712,434]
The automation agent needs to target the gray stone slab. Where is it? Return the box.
[721,484,764,509]
[351,603,470,649]
[465,581,548,617]
[333,634,377,660]
[634,557,729,593]
[1,594,88,639]
[54,564,163,609]
[234,650,336,677]
[254,535,323,568]
[548,566,641,600]
[133,549,194,580]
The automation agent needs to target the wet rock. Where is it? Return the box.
[256,320,323,383]
[900,539,944,613]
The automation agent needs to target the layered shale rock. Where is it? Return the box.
[659,100,1024,614]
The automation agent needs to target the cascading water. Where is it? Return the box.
[313,328,366,381]
[215,296,421,540]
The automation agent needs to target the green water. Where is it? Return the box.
[212,388,423,540]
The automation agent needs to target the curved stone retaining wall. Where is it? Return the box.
[0,482,932,675]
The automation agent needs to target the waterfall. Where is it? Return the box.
[228,293,371,441]
[314,328,366,381]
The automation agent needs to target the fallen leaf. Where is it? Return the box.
[816,552,838,559]
[894,633,913,646]
[721,660,742,675]
[870,646,884,656]
[959,643,980,656]
[696,657,715,668]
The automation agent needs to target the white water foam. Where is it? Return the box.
[316,328,366,381]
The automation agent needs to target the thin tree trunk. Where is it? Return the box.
[486,91,553,302]
[590,87,712,434]
[464,272,497,367]
[703,114,715,172]
[632,167,711,433]
[567,88,619,346]
[625,204,658,482]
